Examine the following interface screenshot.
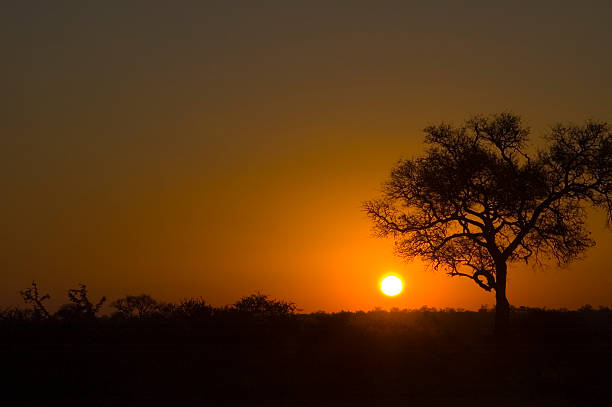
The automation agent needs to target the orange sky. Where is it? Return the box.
[2,2,611,312]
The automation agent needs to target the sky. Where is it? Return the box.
[2,1,611,312]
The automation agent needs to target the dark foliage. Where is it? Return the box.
[2,284,611,406]
[19,281,51,320]
[233,292,298,317]
[110,294,160,319]
[55,284,106,321]
[170,297,212,319]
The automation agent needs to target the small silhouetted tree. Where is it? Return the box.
[110,294,159,319]
[233,293,298,317]
[364,113,611,335]
[173,297,213,320]
[55,284,106,320]
[19,281,51,320]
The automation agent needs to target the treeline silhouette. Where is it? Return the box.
[2,282,611,406]
[3,281,298,323]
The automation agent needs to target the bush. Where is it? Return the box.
[110,294,160,319]
[173,297,213,320]
[233,293,297,317]
[55,284,106,321]
[19,281,51,320]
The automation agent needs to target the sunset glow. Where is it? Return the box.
[1,2,611,314]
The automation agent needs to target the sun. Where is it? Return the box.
[381,275,403,296]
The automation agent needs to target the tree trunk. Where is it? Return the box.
[494,262,510,338]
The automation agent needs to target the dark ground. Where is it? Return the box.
[2,308,611,406]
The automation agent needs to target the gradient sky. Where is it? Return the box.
[2,1,611,312]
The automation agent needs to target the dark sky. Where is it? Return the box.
[2,1,611,311]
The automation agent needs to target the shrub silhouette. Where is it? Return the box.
[0,307,32,322]
[19,281,51,320]
[110,294,159,319]
[233,292,297,317]
[55,284,106,321]
[173,297,213,320]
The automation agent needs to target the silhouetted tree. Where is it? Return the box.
[110,294,159,319]
[364,113,612,335]
[233,293,298,317]
[55,284,106,321]
[19,281,51,320]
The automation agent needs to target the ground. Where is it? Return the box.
[2,308,610,406]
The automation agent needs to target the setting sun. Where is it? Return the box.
[381,276,403,296]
